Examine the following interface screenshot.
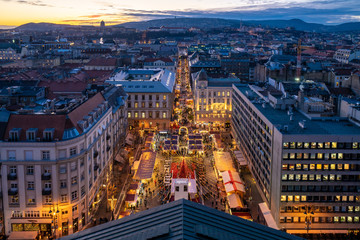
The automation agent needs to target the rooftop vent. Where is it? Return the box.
[299,120,306,129]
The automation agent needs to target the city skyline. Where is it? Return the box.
[0,0,360,27]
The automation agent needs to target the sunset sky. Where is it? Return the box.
[0,0,359,27]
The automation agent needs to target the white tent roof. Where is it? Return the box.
[227,193,244,208]
[221,171,245,193]
[214,151,235,172]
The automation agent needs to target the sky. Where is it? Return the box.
[0,0,360,27]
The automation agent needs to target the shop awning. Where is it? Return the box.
[227,193,244,208]
[126,134,134,146]
[125,193,136,202]
[258,202,278,230]
[134,150,156,180]
[8,231,38,240]
[115,154,127,164]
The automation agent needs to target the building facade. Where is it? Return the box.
[106,69,175,130]
[0,92,120,238]
[192,69,240,128]
[232,84,360,234]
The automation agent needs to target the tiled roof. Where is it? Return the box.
[4,114,68,141]
[60,199,302,240]
[68,92,105,133]
[86,58,117,66]
[144,57,173,63]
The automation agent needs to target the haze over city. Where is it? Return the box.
[1,0,360,27]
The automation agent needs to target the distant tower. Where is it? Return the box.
[100,20,105,30]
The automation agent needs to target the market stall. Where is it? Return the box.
[134,150,156,181]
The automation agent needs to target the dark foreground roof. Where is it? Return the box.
[60,199,301,240]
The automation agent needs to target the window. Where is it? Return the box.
[44,182,51,189]
[141,112,145,118]
[60,180,67,188]
[175,186,179,192]
[128,112,131,118]
[42,151,50,160]
[81,186,85,197]
[9,129,20,141]
[8,151,16,160]
[149,112,153,118]
[156,102,159,108]
[61,194,68,203]
[58,149,66,159]
[28,199,36,205]
[134,112,138,118]
[134,102,138,108]
[70,147,77,156]
[71,191,78,201]
[71,176,78,185]
[163,95,167,100]
[27,182,34,190]
[71,162,77,171]
[25,151,33,160]
[332,142,337,148]
[184,185,188,192]
[59,165,67,174]
[142,102,145,108]
[26,129,36,141]
[27,166,34,175]
[45,195,52,203]
[10,166,17,174]
[43,129,54,141]
[156,95,159,100]
[162,112,167,118]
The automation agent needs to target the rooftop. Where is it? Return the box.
[234,84,360,135]
[60,199,300,240]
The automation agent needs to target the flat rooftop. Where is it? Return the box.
[234,84,360,135]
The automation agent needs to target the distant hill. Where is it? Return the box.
[15,22,72,31]
[15,18,360,32]
[117,18,360,32]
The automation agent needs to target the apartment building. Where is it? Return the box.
[231,84,360,234]
[192,69,240,128]
[106,69,175,130]
[143,58,176,72]
[0,91,123,238]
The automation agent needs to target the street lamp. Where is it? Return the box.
[49,205,60,239]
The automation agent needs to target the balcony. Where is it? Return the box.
[42,188,52,195]
[41,173,51,181]
[8,188,18,196]
[7,173,17,180]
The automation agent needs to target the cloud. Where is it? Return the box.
[110,1,360,24]
[2,0,53,7]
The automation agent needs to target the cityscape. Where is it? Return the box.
[0,2,360,239]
